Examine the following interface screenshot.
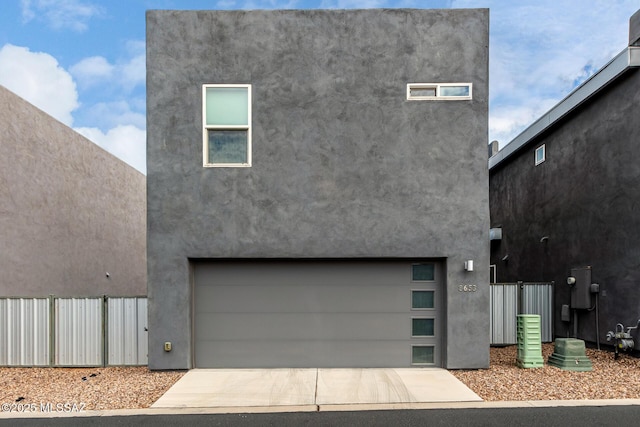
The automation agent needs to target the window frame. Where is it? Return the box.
[202,83,252,168]
[535,144,546,166]
[406,83,473,101]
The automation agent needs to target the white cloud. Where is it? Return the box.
[118,40,146,91]
[489,99,558,147]
[20,0,103,32]
[70,41,145,92]
[65,43,146,168]
[74,125,146,174]
[0,43,78,126]
[119,54,145,91]
[69,56,114,88]
[0,44,144,173]
[81,100,146,130]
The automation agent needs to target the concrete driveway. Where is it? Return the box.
[152,368,482,412]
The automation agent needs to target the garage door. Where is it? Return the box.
[193,260,441,368]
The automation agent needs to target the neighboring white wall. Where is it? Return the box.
[0,85,146,297]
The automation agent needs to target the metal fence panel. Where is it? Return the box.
[490,282,554,345]
[0,299,4,365]
[2,296,147,367]
[136,298,148,364]
[490,284,518,345]
[55,297,103,366]
[107,297,148,365]
[521,283,554,343]
[0,298,49,366]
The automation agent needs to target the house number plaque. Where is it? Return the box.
[458,284,478,292]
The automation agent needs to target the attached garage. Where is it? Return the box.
[193,259,442,368]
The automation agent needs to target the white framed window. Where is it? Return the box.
[535,144,546,166]
[406,83,472,101]
[202,84,251,167]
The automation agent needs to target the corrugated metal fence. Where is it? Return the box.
[490,282,554,345]
[3,286,550,363]
[0,296,147,367]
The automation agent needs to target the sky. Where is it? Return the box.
[0,1,638,174]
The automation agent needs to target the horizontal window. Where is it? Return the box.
[407,83,472,101]
[203,84,251,167]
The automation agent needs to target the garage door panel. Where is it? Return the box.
[194,261,413,287]
[196,284,409,313]
[195,312,409,341]
[193,260,441,368]
[195,339,417,368]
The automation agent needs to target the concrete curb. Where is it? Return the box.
[2,399,640,418]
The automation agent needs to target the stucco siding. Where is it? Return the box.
[147,9,489,369]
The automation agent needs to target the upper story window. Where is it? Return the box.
[406,83,472,101]
[203,84,251,167]
[535,144,546,166]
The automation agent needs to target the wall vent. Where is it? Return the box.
[489,227,502,241]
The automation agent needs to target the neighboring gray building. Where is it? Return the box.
[147,9,490,370]
[489,11,640,347]
[0,85,146,297]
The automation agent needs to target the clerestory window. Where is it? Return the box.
[406,83,472,101]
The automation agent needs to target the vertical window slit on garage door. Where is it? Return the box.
[409,262,438,366]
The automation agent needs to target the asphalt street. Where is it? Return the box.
[2,406,640,427]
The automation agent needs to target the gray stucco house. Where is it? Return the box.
[0,85,146,298]
[146,8,490,370]
[489,11,640,349]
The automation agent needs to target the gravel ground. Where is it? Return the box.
[451,343,640,401]
[0,367,184,410]
[1,344,639,410]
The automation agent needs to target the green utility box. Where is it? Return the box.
[516,314,544,368]
[547,338,593,371]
